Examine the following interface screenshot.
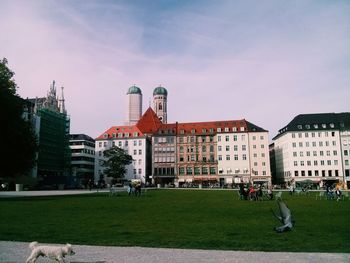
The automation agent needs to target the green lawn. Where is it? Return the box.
[0,189,349,252]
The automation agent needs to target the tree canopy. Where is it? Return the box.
[0,58,38,179]
[102,146,133,180]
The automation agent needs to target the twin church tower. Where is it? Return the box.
[125,85,168,125]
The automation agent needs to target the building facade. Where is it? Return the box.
[26,81,71,186]
[94,125,151,185]
[272,113,350,188]
[69,134,95,187]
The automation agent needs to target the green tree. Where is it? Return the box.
[102,146,133,180]
[0,58,38,179]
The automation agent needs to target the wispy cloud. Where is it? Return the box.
[0,0,349,138]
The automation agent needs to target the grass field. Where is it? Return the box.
[0,189,349,252]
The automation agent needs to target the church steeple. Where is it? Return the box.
[59,86,66,114]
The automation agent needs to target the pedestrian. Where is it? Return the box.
[335,187,342,201]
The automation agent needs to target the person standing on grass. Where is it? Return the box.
[335,187,342,201]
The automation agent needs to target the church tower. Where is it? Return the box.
[126,85,142,125]
[153,86,168,123]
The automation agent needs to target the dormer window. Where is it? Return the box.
[232,127,237,132]
[112,133,116,138]
[224,127,229,132]
[240,127,245,131]
[297,125,302,129]
[118,133,123,138]
[202,128,207,133]
[322,124,326,128]
[305,125,310,129]
[191,129,196,134]
[133,132,138,137]
[313,124,318,129]
[330,123,335,128]
[125,133,129,137]
[103,133,108,138]
[180,129,185,134]
[217,128,222,132]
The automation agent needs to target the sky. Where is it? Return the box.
[1,0,349,140]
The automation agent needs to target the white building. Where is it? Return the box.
[272,113,350,188]
[125,85,142,125]
[94,125,150,185]
[217,122,271,185]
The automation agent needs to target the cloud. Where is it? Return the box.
[0,0,349,139]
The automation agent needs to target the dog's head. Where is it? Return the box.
[64,244,75,255]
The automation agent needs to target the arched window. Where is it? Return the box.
[159,103,162,110]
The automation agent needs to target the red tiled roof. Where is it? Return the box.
[96,125,144,140]
[136,107,162,134]
[176,120,248,135]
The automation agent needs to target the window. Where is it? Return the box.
[218,155,222,161]
[179,167,185,175]
[308,171,312,176]
[202,146,207,152]
[224,127,229,132]
[301,171,305,176]
[234,145,238,151]
[210,145,214,152]
[242,154,247,160]
[242,145,246,151]
[293,152,297,157]
[314,160,318,166]
[315,170,319,176]
[138,169,142,174]
[294,161,298,166]
[225,135,229,141]
[345,160,349,166]
[202,167,208,174]
[226,145,230,151]
[333,150,337,156]
[300,161,305,166]
[118,141,122,147]
[306,142,309,147]
[226,155,230,161]
[313,151,317,156]
[133,150,137,155]
[217,128,221,132]
[139,149,142,155]
[134,140,137,146]
[253,136,256,140]
[233,135,237,141]
[210,167,216,175]
[218,146,222,151]
[194,167,200,175]
[295,171,299,177]
[292,143,296,148]
[234,154,238,160]
[186,167,192,175]
[139,140,142,146]
[217,136,221,142]
[125,141,128,146]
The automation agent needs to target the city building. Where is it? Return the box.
[125,85,142,125]
[94,124,151,185]
[272,113,350,188]
[69,134,95,187]
[97,85,271,187]
[176,120,270,187]
[25,81,71,186]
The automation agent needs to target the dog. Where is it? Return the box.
[26,241,75,263]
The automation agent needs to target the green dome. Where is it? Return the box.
[153,86,168,96]
[127,85,142,95]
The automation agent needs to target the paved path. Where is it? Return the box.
[1,190,350,262]
[1,241,350,263]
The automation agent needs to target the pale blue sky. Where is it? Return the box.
[1,0,349,139]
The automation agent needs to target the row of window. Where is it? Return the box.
[218,154,247,161]
[292,131,336,138]
[292,141,337,148]
[103,132,139,139]
[153,167,175,175]
[71,149,95,155]
[294,170,339,177]
[218,145,247,151]
[179,145,215,153]
[154,156,175,163]
[296,123,335,130]
[293,160,339,167]
[293,150,338,157]
[98,140,143,148]
[178,136,214,143]
[179,155,215,162]
[178,166,216,175]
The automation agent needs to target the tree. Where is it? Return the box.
[0,58,38,179]
[102,146,133,180]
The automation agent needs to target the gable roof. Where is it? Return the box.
[136,107,162,134]
[96,125,144,140]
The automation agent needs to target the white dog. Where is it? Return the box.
[26,241,75,263]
